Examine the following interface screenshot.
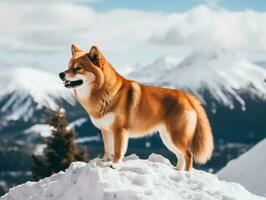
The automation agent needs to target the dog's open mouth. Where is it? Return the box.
[64,79,83,88]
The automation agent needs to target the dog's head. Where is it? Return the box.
[59,44,106,90]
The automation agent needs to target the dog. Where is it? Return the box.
[59,44,214,171]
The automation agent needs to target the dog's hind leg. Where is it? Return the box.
[159,111,196,171]
[169,111,197,171]
[159,127,186,170]
[171,137,193,171]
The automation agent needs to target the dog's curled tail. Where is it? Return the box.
[186,94,214,164]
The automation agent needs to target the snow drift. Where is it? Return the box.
[1,154,264,200]
[218,138,266,196]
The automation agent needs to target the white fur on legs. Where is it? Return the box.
[121,133,128,160]
[159,126,186,170]
[114,133,128,162]
[105,132,128,169]
[102,132,114,162]
[176,151,185,170]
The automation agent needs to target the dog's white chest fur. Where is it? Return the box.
[90,112,116,130]
[74,83,90,99]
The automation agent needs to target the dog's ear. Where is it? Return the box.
[71,44,81,56]
[88,46,105,67]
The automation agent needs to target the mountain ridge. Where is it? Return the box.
[129,49,266,110]
[0,67,75,123]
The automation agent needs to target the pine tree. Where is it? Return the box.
[32,108,88,181]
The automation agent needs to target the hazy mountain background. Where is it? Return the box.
[0,50,265,193]
[1,0,266,196]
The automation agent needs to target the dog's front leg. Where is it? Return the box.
[101,130,114,162]
[105,128,128,169]
[113,128,128,163]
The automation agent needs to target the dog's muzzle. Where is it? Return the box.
[59,72,83,88]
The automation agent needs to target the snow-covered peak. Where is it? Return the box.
[218,138,266,196]
[165,49,265,91]
[0,67,75,121]
[128,55,179,83]
[0,67,74,109]
[129,49,266,109]
[1,154,264,200]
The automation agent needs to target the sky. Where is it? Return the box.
[0,0,266,76]
[90,0,266,12]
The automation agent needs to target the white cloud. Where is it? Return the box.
[0,2,266,75]
[149,6,266,59]
[0,2,95,51]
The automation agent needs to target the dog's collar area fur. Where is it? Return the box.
[64,79,83,88]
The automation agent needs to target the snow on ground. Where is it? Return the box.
[218,138,266,197]
[1,154,264,200]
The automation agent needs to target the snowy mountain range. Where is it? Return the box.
[1,154,264,200]
[0,52,265,143]
[0,52,266,195]
[0,67,75,124]
[129,49,266,110]
[1,49,266,125]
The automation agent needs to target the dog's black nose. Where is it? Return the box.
[59,72,65,80]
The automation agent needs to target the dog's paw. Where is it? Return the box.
[102,154,114,162]
[103,161,121,169]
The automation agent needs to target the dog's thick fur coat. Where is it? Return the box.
[61,44,214,171]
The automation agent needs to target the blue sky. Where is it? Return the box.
[89,0,266,12]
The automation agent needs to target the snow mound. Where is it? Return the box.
[218,138,266,196]
[0,67,75,121]
[129,49,266,110]
[1,154,264,200]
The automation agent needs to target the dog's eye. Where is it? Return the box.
[74,66,82,71]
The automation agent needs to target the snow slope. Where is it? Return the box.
[1,154,264,200]
[129,49,266,110]
[0,67,75,122]
[218,138,266,196]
